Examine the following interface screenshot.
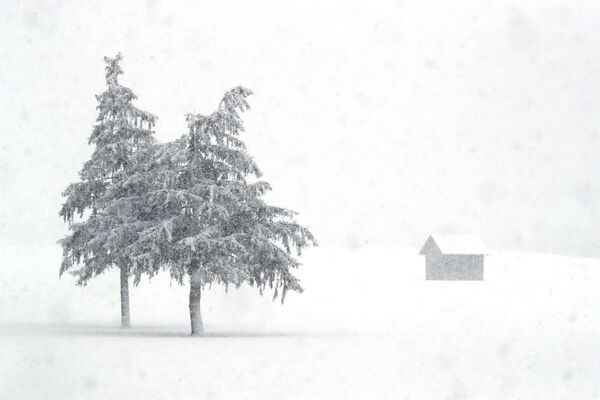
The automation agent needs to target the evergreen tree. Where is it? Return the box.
[59,53,157,328]
[118,87,316,335]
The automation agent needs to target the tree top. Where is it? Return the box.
[103,52,123,86]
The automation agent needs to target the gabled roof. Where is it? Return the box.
[419,234,487,255]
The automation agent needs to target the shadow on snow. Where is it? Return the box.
[0,322,340,339]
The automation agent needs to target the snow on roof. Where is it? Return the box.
[419,234,487,255]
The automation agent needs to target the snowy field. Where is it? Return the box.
[1,245,600,399]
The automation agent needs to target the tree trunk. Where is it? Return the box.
[120,267,131,329]
[189,268,203,336]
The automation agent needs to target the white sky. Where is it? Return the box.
[1,0,600,255]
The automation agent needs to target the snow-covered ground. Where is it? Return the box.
[1,245,600,399]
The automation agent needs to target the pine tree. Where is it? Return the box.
[59,53,157,328]
[120,87,316,335]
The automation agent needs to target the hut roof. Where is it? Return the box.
[419,234,487,255]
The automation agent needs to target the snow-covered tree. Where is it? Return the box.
[59,53,157,328]
[119,87,316,335]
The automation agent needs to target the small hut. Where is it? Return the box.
[419,234,487,280]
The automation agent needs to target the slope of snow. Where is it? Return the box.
[1,245,599,399]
